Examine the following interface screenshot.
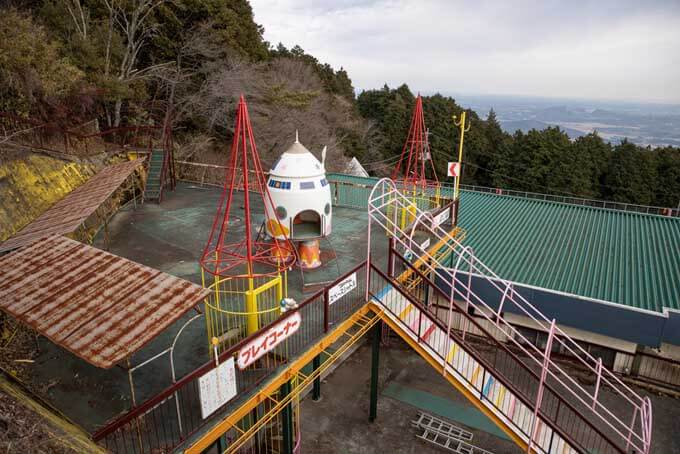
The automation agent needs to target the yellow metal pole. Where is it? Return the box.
[246,276,258,336]
[453,111,471,200]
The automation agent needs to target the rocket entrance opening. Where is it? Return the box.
[292,210,322,239]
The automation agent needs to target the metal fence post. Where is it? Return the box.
[280,380,294,454]
[312,355,322,401]
[369,320,382,422]
[528,319,556,453]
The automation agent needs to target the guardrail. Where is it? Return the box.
[367,178,652,453]
[458,183,679,217]
[324,172,678,217]
[92,261,367,453]
[377,253,623,453]
[0,111,168,158]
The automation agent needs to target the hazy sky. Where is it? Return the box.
[249,0,680,103]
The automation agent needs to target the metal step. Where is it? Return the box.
[411,412,473,442]
[416,428,494,454]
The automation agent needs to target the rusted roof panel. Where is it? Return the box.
[0,159,145,253]
[0,235,210,368]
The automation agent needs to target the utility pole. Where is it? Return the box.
[452,112,471,200]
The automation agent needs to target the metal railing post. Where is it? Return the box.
[462,249,474,341]
[592,357,603,410]
[496,282,511,327]
[323,288,329,332]
[528,319,556,453]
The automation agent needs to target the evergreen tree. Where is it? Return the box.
[603,140,656,204]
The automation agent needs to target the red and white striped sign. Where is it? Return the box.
[447,162,461,177]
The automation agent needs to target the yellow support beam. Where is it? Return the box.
[185,303,378,454]
[397,225,466,287]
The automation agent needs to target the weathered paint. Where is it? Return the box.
[0,235,210,368]
[0,158,144,253]
[0,154,95,242]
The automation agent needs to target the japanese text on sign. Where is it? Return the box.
[329,272,357,305]
[237,312,302,370]
[198,357,237,419]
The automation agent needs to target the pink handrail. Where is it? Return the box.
[367,177,652,454]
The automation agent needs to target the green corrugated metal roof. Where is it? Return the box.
[327,173,680,313]
[458,191,680,313]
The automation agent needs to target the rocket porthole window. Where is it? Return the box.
[324,203,331,215]
[269,179,291,190]
[276,206,287,220]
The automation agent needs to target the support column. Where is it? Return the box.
[279,380,294,454]
[369,320,382,422]
[251,407,261,454]
[214,434,225,454]
[312,355,322,401]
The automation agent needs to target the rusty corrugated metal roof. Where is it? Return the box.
[0,159,145,253]
[0,235,210,368]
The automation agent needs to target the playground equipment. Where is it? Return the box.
[199,95,295,354]
[264,133,332,268]
[366,178,652,454]
[390,95,445,230]
[265,133,340,289]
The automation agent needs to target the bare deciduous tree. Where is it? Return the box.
[63,0,89,39]
[102,0,171,127]
[187,57,358,171]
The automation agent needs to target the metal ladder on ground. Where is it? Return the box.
[411,412,494,454]
[411,412,474,442]
[367,178,652,454]
[417,429,494,454]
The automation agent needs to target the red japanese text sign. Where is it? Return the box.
[237,312,302,369]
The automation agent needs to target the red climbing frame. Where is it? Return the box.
[199,95,294,278]
[391,94,439,188]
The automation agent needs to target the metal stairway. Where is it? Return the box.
[144,149,165,202]
[367,178,652,454]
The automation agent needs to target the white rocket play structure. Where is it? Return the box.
[265,132,333,270]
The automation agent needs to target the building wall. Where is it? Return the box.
[434,270,675,349]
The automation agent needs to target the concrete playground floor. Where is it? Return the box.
[20,181,382,434]
[300,336,680,454]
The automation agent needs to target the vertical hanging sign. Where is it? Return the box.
[198,356,238,419]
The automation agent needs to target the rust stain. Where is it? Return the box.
[0,236,210,369]
[0,159,145,253]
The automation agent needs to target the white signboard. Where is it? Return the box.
[329,273,357,305]
[432,208,450,228]
[237,312,302,370]
[447,162,461,177]
[198,357,237,419]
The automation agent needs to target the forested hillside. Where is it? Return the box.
[1,1,678,207]
[358,85,680,207]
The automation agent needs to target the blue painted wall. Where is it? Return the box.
[434,269,674,348]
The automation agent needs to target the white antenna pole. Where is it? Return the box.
[295,130,299,143]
